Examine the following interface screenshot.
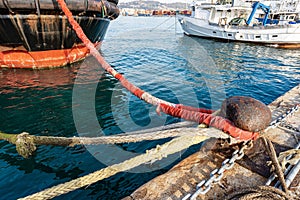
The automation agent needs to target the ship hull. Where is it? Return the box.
[178,14,300,48]
[0,42,103,69]
[0,0,118,68]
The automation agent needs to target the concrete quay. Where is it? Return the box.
[124,84,300,200]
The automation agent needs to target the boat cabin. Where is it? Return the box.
[190,0,261,26]
[190,0,300,27]
[208,6,252,25]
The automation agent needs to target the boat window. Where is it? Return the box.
[228,34,232,36]
[289,16,294,20]
[213,31,217,34]
[255,35,261,38]
[272,35,278,37]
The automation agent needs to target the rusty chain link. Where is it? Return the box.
[183,141,253,200]
[270,104,300,133]
[269,104,299,128]
[182,104,299,200]
[266,139,300,187]
[279,121,300,133]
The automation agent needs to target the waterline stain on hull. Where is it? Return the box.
[0,43,101,69]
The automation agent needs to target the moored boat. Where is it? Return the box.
[177,0,300,48]
[0,0,119,69]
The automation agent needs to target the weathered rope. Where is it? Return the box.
[15,1,269,198]
[262,137,288,193]
[265,105,300,187]
[19,135,209,200]
[226,185,290,200]
[277,149,300,172]
[0,126,232,158]
[55,0,258,141]
[275,144,300,189]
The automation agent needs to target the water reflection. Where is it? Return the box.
[0,16,300,200]
[0,67,77,93]
[0,55,113,94]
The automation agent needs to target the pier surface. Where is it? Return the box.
[124,84,300,200]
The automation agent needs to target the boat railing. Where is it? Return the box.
[226,23,300,30]
[0,0,119,18]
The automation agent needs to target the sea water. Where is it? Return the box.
[0,16,300,199]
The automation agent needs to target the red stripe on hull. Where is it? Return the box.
[0,43,101,69]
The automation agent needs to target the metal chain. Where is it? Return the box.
[275,140,300,189]
[182,104,299,200]
[268,104,299,129]
[279,121,300,133]
[264,104,300,187]
[183,141,253,200]
[266,138,300,187]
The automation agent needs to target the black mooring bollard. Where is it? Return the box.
[220,96,272,132]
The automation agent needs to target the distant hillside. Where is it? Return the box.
[119,0,189,10]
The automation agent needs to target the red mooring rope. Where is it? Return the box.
[56,0,259,140]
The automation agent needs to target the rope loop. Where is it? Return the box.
[226,185,291,200]
[15,132,36,158]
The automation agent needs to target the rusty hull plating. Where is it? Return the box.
[0,0,119,68]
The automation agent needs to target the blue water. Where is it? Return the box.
[0,16,300,199]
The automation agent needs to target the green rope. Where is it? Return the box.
[100,0,107,18]
[0,131,17,143]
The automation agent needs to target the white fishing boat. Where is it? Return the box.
[177,0,300,48]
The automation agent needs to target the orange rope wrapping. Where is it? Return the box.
[175,104,214,114]
[159,103,259,140]
[57,0,258,141]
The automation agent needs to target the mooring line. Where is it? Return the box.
[19,135,209,200]
[15,0,275,198]
[149,16,173,32]
[55,0,257,141]
[0,126,232,159]
[262,137,288,192]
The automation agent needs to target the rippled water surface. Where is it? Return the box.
[0,16,300,199]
